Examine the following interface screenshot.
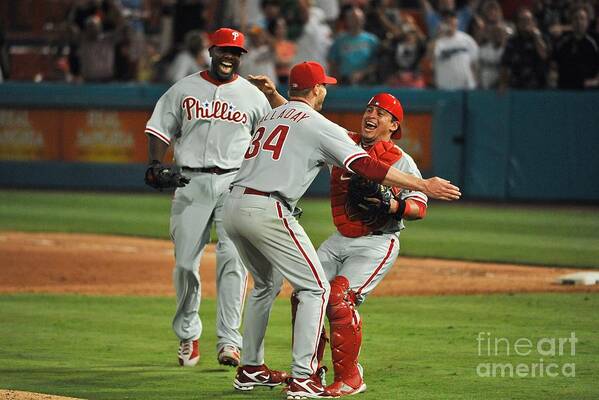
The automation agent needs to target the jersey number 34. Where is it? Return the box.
[244,124,289,161]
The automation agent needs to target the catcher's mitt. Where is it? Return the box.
[144,160,190,190]
[345,174,394,227]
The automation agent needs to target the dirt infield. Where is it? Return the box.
[0,390,82,400]
[1,231,598,297]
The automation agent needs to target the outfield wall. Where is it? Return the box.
[0,83,597,201]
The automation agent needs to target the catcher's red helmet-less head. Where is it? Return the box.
[210,28,247,53]
[368,93,404,139]
[289,61,337,90]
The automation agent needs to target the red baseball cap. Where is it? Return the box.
[210,28,247,53]
[289,61,337,90]
[367,93,404,139]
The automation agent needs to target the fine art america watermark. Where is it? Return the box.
[476,332,577,378]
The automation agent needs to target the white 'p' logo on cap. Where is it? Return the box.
[232,32,239,40]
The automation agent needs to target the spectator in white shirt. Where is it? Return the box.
[431,10,479,89]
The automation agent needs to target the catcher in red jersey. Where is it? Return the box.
[314,93,428,396]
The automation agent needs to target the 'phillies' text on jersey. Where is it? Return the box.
[182,97,249,124]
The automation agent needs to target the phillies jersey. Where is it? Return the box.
[145,71,271,169]
[232,100,368,209]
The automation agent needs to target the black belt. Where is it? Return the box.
[371,231,383,235]
[182,166,239,175]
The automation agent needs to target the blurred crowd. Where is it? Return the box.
[1,0,598,90]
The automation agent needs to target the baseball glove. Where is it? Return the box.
[144,160,190,190]
[345,174,394,226]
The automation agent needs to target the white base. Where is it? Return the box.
[556,272,599,286]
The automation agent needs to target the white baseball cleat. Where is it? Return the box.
[233,364,289,391]
[217,344,240,367]
[177,339,199,367]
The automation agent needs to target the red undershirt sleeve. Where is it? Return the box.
[348,157,391,183]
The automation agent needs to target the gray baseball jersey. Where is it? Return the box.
[232,100,368,209]
[146,71,270,168]
[145,71,271,353]
[224,100,368,378]
[319,145,428,304]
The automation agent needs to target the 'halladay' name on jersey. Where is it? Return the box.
[256,107,311,125]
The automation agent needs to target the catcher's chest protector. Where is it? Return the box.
[330,133,402,238]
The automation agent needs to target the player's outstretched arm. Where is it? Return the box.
[248,74,287,108]
[383,167,460,201]
[350,157,460,201]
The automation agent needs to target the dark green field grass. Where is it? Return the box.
[1,190,598,267]
[0,293,597,400]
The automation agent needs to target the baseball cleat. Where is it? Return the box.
[217,344,240,367]
[325,380,366,396]
[233,364,289,391]
[178,339,199,367]
[286,375,337,399]
[315,365,328,387]
[326,362,366,396]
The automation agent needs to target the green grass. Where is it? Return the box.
[1,190,598,267]
[0,293,597,399]
[0,190,171,238]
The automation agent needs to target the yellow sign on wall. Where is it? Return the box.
[0,110,61,160]
[0,109,152,163]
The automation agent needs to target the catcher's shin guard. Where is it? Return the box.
[327,276,363,387]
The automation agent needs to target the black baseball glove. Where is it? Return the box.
[144,160,190,190]
[345,174,394,227]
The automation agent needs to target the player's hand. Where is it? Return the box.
[248,75,277,95]
[423,177,461,201]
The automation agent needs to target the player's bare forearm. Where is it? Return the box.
[147,135,169,163]
[382,167,461,201]
[248,75,287,108]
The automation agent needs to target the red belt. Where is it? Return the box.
[242,187,293,212]
[243,188,270,197]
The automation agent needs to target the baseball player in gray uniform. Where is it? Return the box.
[224,61,460,399]
[144,28,271,368]
[316,93,429,396]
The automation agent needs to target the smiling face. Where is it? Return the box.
[361,105,399,145]
[209,46,243,81]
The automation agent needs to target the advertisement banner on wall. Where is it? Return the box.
[398,113,433,171]
[0,109,62,160]
[0,109,152,163]
[1,108,431,169]
[62,110,149,163]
